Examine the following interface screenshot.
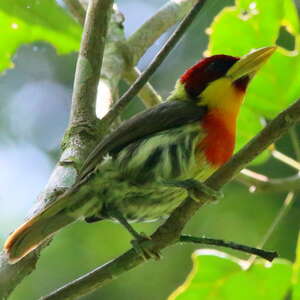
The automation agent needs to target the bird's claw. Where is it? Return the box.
[163,179,222,203]
[131,232,161,261]
[181,179,223,203]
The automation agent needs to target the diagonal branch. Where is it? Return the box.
[43,98,300,300]
[123,67,163,108]
[127,0,198,66]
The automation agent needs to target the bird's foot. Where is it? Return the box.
[183,179,222,203]
[107,208,161,260]
[165,179,222,203]
[131,232,161,261]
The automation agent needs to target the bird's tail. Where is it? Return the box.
[3,194,76,264]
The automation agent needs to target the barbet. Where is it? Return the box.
[4,47,275,263]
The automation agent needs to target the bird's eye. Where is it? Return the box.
[206,61,217,71]
[206,59,237,76]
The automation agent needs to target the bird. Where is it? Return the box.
[4,46,275,264]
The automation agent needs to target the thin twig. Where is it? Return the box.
[42,99,300,300]
[179,235,277,262]
[127,0,198,65]
[237,170,300,193]
[290,127,300,161]
[100,0,207,129]
[246,192,295,267]
[63,0,85,25]
[271,150,300,171]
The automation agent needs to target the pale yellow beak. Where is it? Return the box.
[226,46,276,81]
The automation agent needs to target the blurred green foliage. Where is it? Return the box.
[0,0,81,72]
[0,0,299,300]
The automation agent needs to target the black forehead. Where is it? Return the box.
[202,55,239,74]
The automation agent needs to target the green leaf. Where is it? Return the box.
[206,0,300,163]
[0,0,81,72]
[292,232,300,300]
[169,250,292,300]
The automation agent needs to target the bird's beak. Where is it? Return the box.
[226,46,276,81]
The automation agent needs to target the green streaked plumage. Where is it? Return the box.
[70,122,215,222]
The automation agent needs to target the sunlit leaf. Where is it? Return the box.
[0,0,81,72]
[169,250,292,300]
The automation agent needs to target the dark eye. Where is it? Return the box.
[206,61,217,71]
[206,59,236,75]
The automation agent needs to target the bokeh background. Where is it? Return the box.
[1,0,300,299]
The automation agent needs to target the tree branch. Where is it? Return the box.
[0,1,113,298]
[42,99,300,300]
[69,0,112,127]
[95,6,130,119]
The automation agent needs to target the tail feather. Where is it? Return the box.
[4,212,75,264]
[3,192,78,264]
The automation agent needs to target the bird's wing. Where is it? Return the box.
[79,100,206,179]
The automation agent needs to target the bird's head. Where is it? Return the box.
[169,47,276,115]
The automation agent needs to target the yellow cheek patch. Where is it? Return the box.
[199,78,245,113]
